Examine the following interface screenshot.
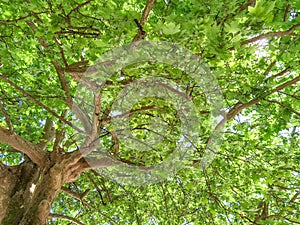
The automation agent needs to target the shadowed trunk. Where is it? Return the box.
[0,160,64,225]
[0,154,85,225]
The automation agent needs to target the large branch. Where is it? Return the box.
[37,117,55,151]
[140,0,155,27]
[28,17,93,134]
[26,16,99,168]
[53,61,92,134]
[0,126,46,167]
[18,18,93,136]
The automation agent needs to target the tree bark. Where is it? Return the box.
[0,149,94,225]
[0,157,75,225]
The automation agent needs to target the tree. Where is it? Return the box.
[0,0,299,224]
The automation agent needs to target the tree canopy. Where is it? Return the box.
[0,0,300,224]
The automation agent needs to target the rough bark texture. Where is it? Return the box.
[0,152,85,225]
[0,163,18,222]
[0,160,56,225]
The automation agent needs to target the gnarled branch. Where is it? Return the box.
[0,126,46,167]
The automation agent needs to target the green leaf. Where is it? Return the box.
[225,21,240,34]
[162,22,181,35]
[248,0,276,21]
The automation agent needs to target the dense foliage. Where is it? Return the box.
[0,0,299,224]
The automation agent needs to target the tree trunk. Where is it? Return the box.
[0,159,67,225]
[0,151,88,225]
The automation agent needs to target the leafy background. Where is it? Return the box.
[0,0,300,224]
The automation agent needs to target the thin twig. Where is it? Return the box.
[61,186,119,224]
[240,24,300,46]
[67,0,93,17]
[272,67,292,78]
[87,173,106,205]
[55,30,100,37]
[49,213,84,225]
[265,99,300,117]
[289,191,300,203]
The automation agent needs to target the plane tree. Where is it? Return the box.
[0,0,299,224]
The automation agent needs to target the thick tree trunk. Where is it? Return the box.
[0,162,18,223]
[0,148,90,225]
[0,159,68,225]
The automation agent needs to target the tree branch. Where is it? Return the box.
[79,155,116,170]
[53,61,92,134]
[209,74,300,142]
[289,191,300,203]
[0,11,48,24]
[54,29,100,37]
[132,0,155,42]
[0,74,85,134]
[26,16,94,135]
[67,0,93,17]
[27,15,92,131]
[111,105,156,121]
[140,0,156,27]
[87,173,106,205]
[37,117,55,151]
[111,130,120,155]
[0,126,46,167]
[92,93,101,135]
[53,112,66,154]
[217,0,256,25]
[48,213,84,225]
[264,99,300,117]
[266,215,300,224]
[284,5,291,22]
[227,75,300,120]
[240,23,300,46]
[61,185,119,224]
[263,61,276,76]
[53,37,68,67]
[272,67,292,78]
